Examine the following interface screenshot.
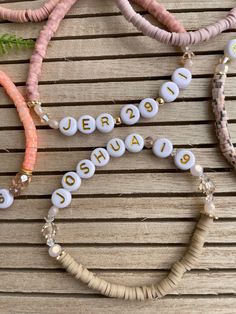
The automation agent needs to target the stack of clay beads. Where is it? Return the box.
[42,133,216,252]
[212,39,236,169]
[30,58,193,136]
[0,71,37,209]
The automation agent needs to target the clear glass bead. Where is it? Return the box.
[46,237,55,247]
[198,174,216,195]
[41,222,57,240]
[9,186,21,197]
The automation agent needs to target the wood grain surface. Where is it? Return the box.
[0,0,236,313]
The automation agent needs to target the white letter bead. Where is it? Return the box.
[0,189,14,209]
[96,113,115,133]
[59,117,77,136]
[152,138,173,158]
[159,81,179,102]
[120,104,140,125]
[62,171,81,192]
[174,149,196,171]
[78,115,96,134]
[224,39,236,59]
[91,148,110,167]
[107,138,126,157]
[76,159,95,179]
[49,244,62,257]
[171,67,192,89]
[51,188,72,209]
[125,133,144,153]
[139,98,159,119]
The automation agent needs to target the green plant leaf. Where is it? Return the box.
[0,33,35,55]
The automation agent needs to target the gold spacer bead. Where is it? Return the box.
[27,100,42,108]
[156,97,165,106]
[115,117,122,126]
[21,168,33,176]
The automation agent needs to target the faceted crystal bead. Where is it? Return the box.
[198,174,216,195]
[12,172,31,190]
[42,222,57,240]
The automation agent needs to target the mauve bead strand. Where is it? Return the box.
[116,0,236,46]
[26,0,77,102]
[132,0,185,33]
[0,0,60,23]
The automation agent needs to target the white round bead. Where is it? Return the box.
[76,159,95,179]
[96,113,115,133]
[91,148,110,167]
[159,81,179,102]
[48,244,62,257]
[48,206,59,218]
[78,115,96,134]
[171,67,192,89]
[120,104,140,125]
[51,188,72,209]
[152,138,173,158]
[61,171,81,192]
[0,189,14,209]
[59,117,77,136]
[190,164,203,177]
[139,98,159,119]
[125,133,144,153]
[224,39,236,59]
[204,200,216,216]
[174,150,196,171]
[107,138,126,157]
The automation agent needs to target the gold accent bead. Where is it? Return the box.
[115,117,122,126]
[21,168,33,176]
[156,97,165,106]
[27,100,42,108]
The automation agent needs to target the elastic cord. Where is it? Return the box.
[116,0,236,46]
[132,0,185,33]
[0,0,60,23]
[0,71,37,171]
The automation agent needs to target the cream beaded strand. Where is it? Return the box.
[42,134,216,300]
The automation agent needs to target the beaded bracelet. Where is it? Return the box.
[42,133,216,300]
[0,0,59,23]
[0,71,37,209]
[212,39,236,169]
[26,0,193,136]
[115,0,236,47]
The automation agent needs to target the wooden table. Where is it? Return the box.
[0,0,236,313]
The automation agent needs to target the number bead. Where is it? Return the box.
[76,159,95,179]
[174,149,196,171]
[0,189,14,209]
[138,98,159,119]
[107,138,126,157]
[159,81,179,103]
[120,104,140,125]
[152,138,173,158]
[171,67,192,89]
[91,148,110,167]
[61,171,81,192]
[78,115,96,134]
[59,117,77,136]
[96,113,115,133]
[224,39,236,59]
[125,133,144,153]
[51,188,72,209]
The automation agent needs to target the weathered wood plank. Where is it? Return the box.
[0,220,234,244]
[0,196,235,220]
[0,270,235,295]
[0,245,235,269]
[1,173,235,196]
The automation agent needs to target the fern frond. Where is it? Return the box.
[0,34,35,55]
